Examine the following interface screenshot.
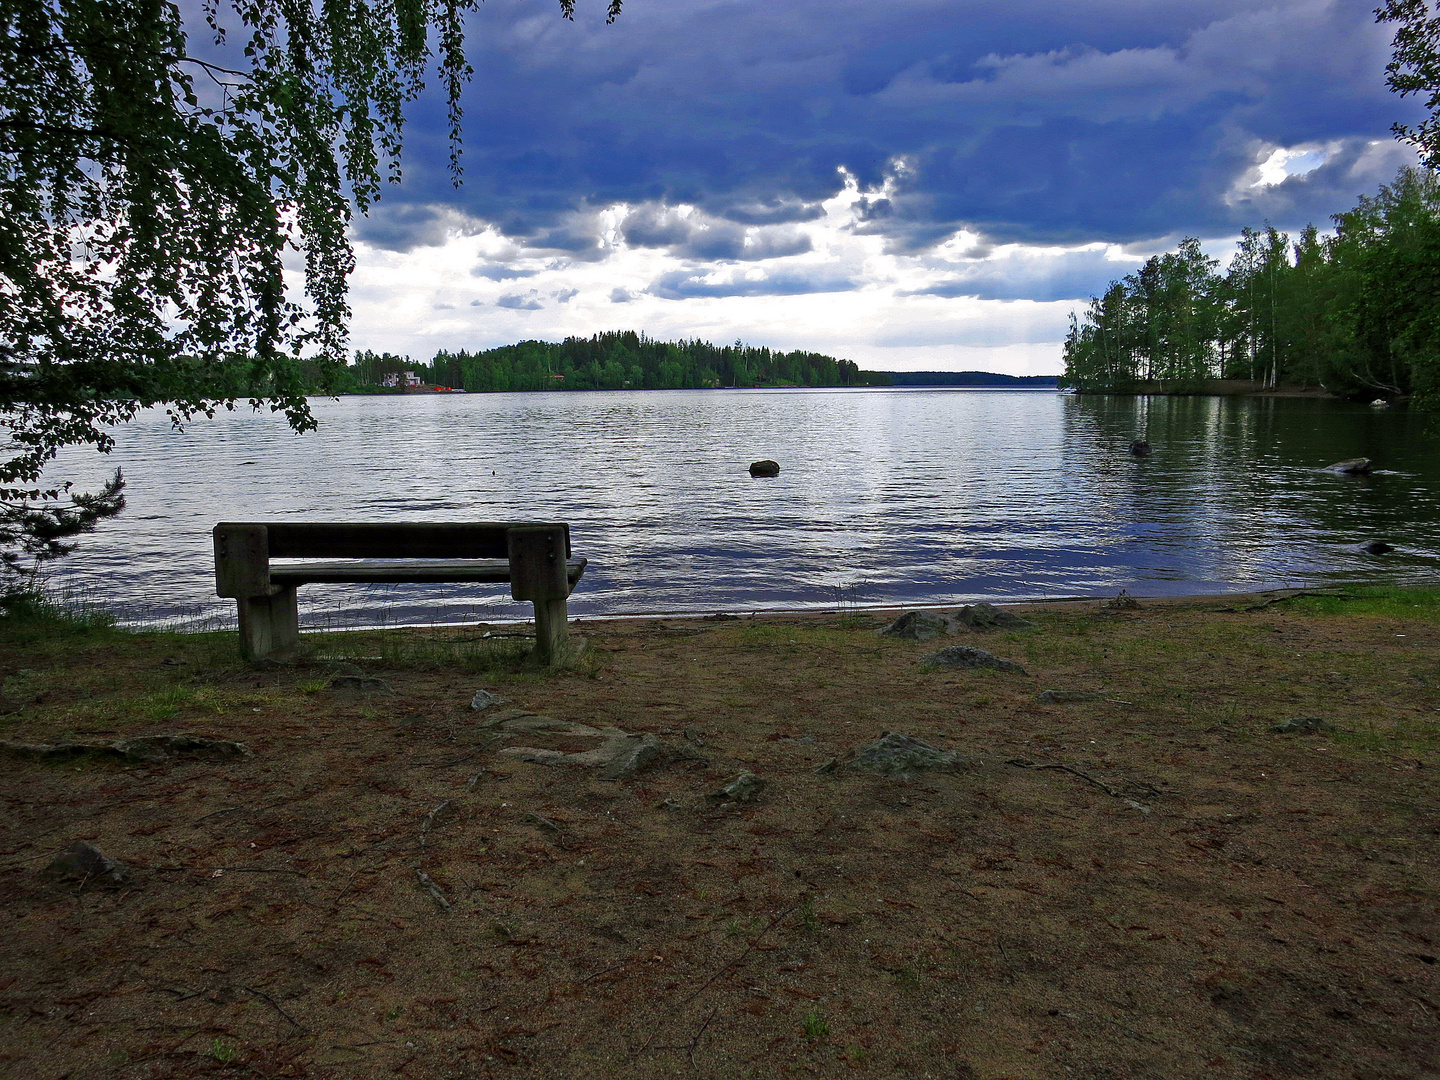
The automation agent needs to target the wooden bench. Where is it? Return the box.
[213,522,585,664]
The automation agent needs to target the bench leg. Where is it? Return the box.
[531,596,570,666]
[237,587,300,661]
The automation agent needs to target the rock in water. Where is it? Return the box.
[748,459,780,477]
[922,645,1027,674]
[818,732,968,776]
[43,842,133,888]
[1360,540,1395,555]
[954,603,1033,631]
[878,611,954,641]
[1325,458,1372,475]
[1129,439,1152,456]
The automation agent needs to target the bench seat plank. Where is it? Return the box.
[270,558,586,587]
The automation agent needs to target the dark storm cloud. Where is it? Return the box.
[619,206,813,260]
[352,0,1420,261]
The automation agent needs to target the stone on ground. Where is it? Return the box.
[1,734,250,764]
[818,732,969,776]
[1271,717,1335,733]
[954,603,1033,631]
[490,713,663,779]
[922,645,1027,674]
[878,611,955,641]
[1036,690,1105,704]
[42,842,133,888]
[711,771,765,802]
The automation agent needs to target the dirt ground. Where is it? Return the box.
[1,588,1437,1080]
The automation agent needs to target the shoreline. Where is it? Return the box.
[100,583,1381,637]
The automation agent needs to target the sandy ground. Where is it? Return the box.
[0,588,1437,1079]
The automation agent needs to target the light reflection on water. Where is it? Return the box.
[47,388,1440,629]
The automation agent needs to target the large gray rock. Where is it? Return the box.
[42,842,133,888]
[818,732,969,776]
[953,603,1033,632]
[878,611,955,641]
[921,645,1027,674]
[1325,457,1372,475]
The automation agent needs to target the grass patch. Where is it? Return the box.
[0,588,120,642]
[1288,586,1440,621]
[305,626,533,675]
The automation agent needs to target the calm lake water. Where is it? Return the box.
[47,388,1440,629]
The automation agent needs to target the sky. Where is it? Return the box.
[329,0,1423,375]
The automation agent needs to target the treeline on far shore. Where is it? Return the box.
[1062,166,1440,405]
[343,331,876,393]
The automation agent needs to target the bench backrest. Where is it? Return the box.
[214,521,574,599]
[251,522,571,560]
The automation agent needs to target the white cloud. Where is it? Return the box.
[343,163,1149,375]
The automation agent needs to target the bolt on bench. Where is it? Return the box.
[213,522,586,664]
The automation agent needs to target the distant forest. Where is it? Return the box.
[1062,166,1439,404]
[344,332,876,393]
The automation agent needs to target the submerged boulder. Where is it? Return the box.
[748,459,781,477]
[1325,457,1372,475]
[1360,540,1395,555]
[1129,439,1152,457]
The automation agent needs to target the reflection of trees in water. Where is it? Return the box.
[1058,396,1440,582]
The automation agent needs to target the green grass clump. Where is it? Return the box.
[0,588,118,640]
[1290,586,1440,621]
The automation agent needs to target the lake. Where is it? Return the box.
[47,388,1440,629]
